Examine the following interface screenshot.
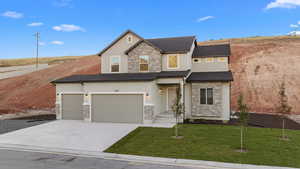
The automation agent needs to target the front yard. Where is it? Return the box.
[105,124,300,168]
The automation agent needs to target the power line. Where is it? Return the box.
[34,32,40,69]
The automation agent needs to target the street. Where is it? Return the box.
[0,149,198,169]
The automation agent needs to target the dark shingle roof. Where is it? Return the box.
[146,36,196,54]
[186,71,233,82]
[192,44,231,58]
[52,70,190,83]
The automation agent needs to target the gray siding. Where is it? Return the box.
[127,41,162,73]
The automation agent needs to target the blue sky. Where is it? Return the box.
[1,0,300,58]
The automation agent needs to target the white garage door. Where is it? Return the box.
[91,94,143,123]
[62,94,84,120]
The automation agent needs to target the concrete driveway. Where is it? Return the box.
[0,120,138,152]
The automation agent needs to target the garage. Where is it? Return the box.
[91,94,143,123]
[62,94,84,120]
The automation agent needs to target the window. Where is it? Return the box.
[110,56,120,72]
[168,55,178,69]
[217,57,227,62]
[139,55,149,72]
[200,88,213,105]
[206,58,214,62]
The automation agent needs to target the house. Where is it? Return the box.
[52,30,233,124]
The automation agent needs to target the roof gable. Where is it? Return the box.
[98,30,144,56]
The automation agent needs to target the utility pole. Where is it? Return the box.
[34,32,40,69]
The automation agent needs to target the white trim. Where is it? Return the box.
[109,55,121,73]
[139,55,149,72]
[167,54,180,69]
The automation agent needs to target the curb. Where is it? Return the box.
[0,143,297,169]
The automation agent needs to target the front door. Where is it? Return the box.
[167,87,177,111]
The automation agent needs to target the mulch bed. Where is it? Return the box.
[185,113,300,130]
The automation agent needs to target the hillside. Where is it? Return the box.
[0,35,300,115]
[0,55,100,114]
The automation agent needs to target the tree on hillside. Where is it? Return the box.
[277,81,292,140]
[237,94,249,152]
[172,87,184,139]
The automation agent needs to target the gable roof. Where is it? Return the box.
[52,70,190,83]
[192,44,231,58]
[124,39,163,54]
[146,36,196,54]
[98,29,144,56]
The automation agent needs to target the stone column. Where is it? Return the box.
[144,104,154,124]
[83,93,91,122]
[55,93,62,120]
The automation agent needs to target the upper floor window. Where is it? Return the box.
[168,55,179,69]
[200,88,213,105]
[110,56,120,72]
[139,55,149,72]
[205,58,214,62]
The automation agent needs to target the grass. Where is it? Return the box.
[105,124,300,168]
[0,55,87,67]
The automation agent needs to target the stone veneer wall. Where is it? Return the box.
[191,83,223,117]
[83,104,90,121]
[55,104,61,119]
[144,105,154,121]
[127,42,162,73]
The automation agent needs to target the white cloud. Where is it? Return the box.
[51,41,64,45]
[196,16,215,22]
[27,22,44,27]
[52,24,85,32]
[289,31,300,35]
[39,42,46,46]
[2,11,23,19]
[53,0,73,7]
[266,0,300,9]
[298,21,300,25]
[290,24,299,28]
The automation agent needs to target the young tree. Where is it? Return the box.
[277,81,292,140]
[171,87,184,138]
[237,94,249,152]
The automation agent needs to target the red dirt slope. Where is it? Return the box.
[228,38,300,114]
[0,55,100,114]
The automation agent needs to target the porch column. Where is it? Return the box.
[180,80,184,103]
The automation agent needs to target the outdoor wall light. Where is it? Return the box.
[114,89,119,92]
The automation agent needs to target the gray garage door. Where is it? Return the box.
[62,94,84,120]
[92,94,143,123]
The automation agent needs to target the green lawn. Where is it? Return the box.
[105,124,300,168]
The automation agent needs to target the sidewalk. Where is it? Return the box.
[0,143,297,169]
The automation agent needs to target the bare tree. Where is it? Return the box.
[171,87,184,139]
[277,81,292,140]
[237,94,249,152]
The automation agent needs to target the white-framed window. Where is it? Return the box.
[167,55,179,69]
[205,58,214,62]
[127,35,133,43]
[110,56,120,72]
[217,57,227,62]
[139,55,149,72]
[200,88,213,105]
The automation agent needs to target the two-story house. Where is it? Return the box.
[52,30,233,124]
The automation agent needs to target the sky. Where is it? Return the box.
[1,0,300,59]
